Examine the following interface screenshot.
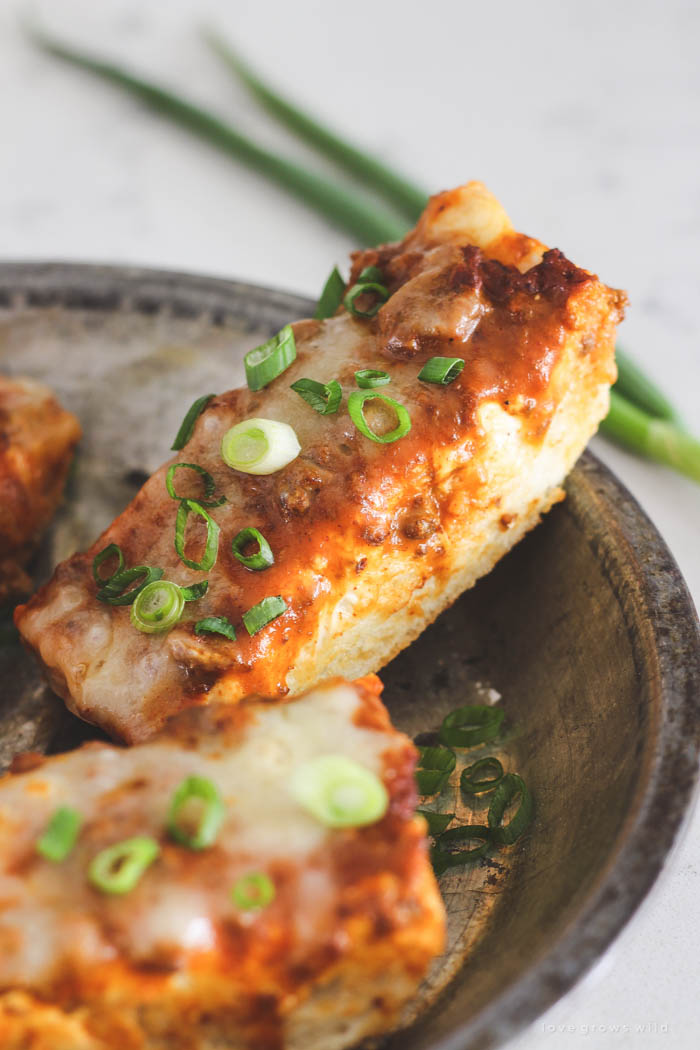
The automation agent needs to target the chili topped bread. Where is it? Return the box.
[0,675,444,1050]
[16,181,625,742]
[0,376,81,603]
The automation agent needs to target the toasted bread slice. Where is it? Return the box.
[0,376,81,602]
[16,182,625,741]
[0,676,444,1050]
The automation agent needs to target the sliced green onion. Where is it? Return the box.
[601,390,700,485]
[96,565,164,606]
[439,705,504,748]
[36,807,82,862]
[291,754,388,828]
[243,596,287,636]
[461,757,505,795]
[171,393,215,451]
[202,28,428,223]
[614,348,680,423]
[290,377,342,415]
[354,369,390,389]
[415,746,456,794]
[231,527,274,571]
[347,390,411,444]
[92,543,124,586]
[88,836,160,894]
[181,580,209,601]
[416,809,454,836]
[165,462,226,508]
[168,775,225,850]
[244,325,297,391]
[221,418,301,475]
[194,616,237,640]
[174,499,221,572]
[418,356,465,386]
[344,281,389,319]
[314,266,345,320]
[130,580,185,634]
[431,825,492,875]
[488,773,534,845]
[231,871,276,910]
[358,265,385,283]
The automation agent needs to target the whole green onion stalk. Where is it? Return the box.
[26,21,698,482]
[25,23,406,247]
[201,27,428,222]
[603,390,700,483]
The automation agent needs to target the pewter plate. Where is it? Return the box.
[0,262,699,1050]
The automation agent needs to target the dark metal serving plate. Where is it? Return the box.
[0,263,699,1050]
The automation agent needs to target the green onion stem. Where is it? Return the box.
[601,390,700,484]
[202,27,428,222]
[613,349,681,424]
[28,24,406,247]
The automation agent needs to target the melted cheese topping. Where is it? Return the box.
[0,679,416,989]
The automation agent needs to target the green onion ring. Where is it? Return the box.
[171,393,215,451]
[418,356,465,385]
[165,462,226,508]
[439,705,505,748]
[174,499,221,572]
[314,266,345,320]
[231,527,274,571]
[88,836,160,894]
[242,596,287,636]
[343,281,389,319]
[460,757,505,795]
[221,418,301,475]
[92,543,124,586]
[130,580,185,634]
[36,807,82,862]
[96,565,164,606]
[168,774,226,850]
[194,616,237,640]
[416,809,454,836]
[231,871,276,910]
[291,754,388,828]
[245,324,297,391]
[290,377,342,415]
[430,825,492,875]
[358,265,384,283]
[415,745,456,795]
[180,580,209,602]
[487,773,534,845]
[347,390,411,444]
[354,368,390,389]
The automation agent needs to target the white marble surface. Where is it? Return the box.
[1,0,699,1045]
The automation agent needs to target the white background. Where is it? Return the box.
[1,0,699,1045]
